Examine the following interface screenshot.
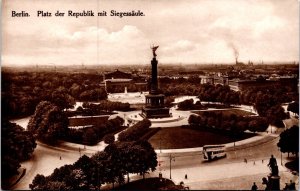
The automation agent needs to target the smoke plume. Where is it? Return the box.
[227,42,239,62]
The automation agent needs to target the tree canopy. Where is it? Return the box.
[30,140,157,190]
[287,101,299,115]
[277,125,299,156]
[27,101,69,144]
[2,120,36,179]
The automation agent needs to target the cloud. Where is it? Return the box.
[2,0,299,66]
[162,40,196,55]
[3,24,150,65]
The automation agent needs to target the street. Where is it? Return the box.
[12,132,298,190]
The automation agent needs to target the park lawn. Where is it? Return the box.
[148,127,255,149]
[192,108,255,117]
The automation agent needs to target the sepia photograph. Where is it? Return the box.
[1,0,299,190]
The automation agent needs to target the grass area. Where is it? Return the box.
[192,108,255,117]
[113,177,175,190]
[148,127,255,149]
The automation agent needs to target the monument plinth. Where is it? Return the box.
[141,46,170,118]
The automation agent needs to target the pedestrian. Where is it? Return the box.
[262,159,264,163]
[185,174,188,179]
[244,158,247,163]
[253,161,255,165]
[251,182,258,191]
[60,156,61,160]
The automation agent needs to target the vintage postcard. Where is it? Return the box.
[1,0,299,190]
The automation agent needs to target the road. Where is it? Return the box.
[145,135,297,190]
[11,143,94,190]
[12,133,297,190]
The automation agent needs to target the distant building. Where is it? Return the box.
[199,74,229,86]
[104,69,132,79]
[233,77,298,92]
[200,75,215,84]
[102,69,147,93]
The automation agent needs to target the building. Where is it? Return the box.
[102,69,147,93]
[229,77,298,92]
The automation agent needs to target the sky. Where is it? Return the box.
[2,0,299,66]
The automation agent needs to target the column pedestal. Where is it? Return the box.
[267,175,280,190]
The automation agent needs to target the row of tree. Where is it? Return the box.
[178,83,292,127]
[2,121,36,180]
[30,140,157,190]
[198,84,240,106]
[188,112,269,134]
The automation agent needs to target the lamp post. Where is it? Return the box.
[159,136,162,153]
[169,154,175,179]
[280,149,283,166]
[278,147,283,166]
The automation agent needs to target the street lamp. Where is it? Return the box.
[279,148,283,166]
[169,154,175,179]
[281,151,283,166]
[278,147,283,166]
[159,136,162,153]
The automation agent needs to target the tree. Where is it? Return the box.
[73,155,98,188]
[177,99,194,110]
[51,89,75,110]
[105,141,157,182]
[30,140,158,190]
[82,128,98,145]
[266,104,289,127]
[188,114,201,126]
[2,120,36,179]
[277,125,299,157]
[30,174,47,190]
[248,117,268,132]
[137,141,158,179]
[27,101,69,144]
[287,101,299,115]
[254,93,276,116]
[2,156,21,179]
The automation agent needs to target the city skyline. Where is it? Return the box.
[2,0,299,66]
